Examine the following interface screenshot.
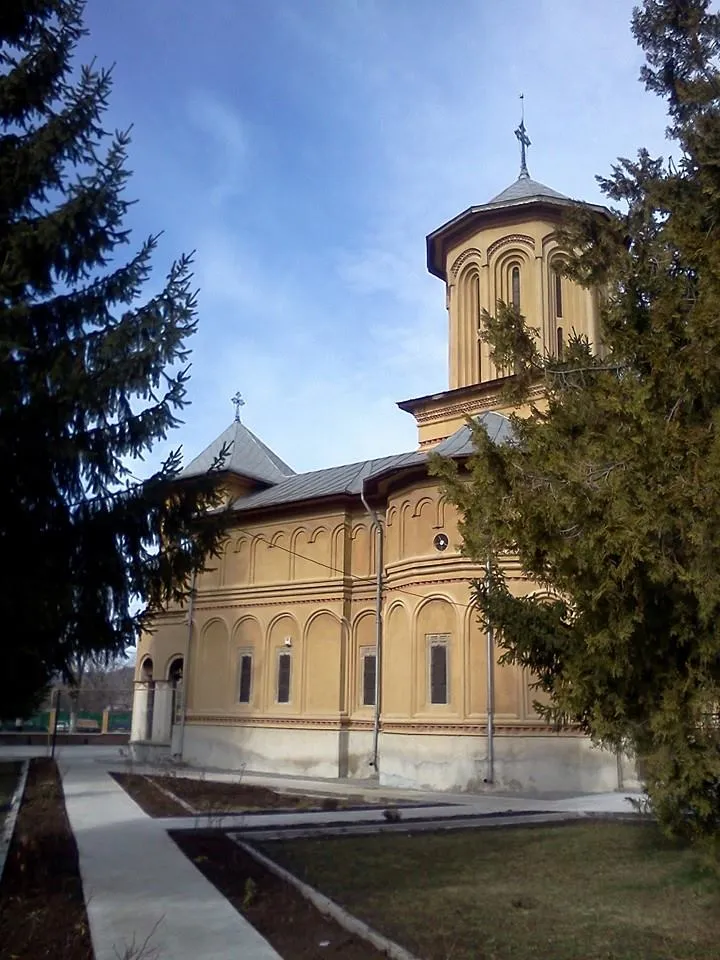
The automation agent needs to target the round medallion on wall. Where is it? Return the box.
[433,533,449,552]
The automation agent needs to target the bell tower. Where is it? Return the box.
[398,114,606,448]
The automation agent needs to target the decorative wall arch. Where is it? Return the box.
[411,495,434,519]
[492,247,533,306]
[194,617,230,712]
[351,522,373,578]
[266,612,301,707]
[293,524,332,580]
[383,600,412,716]
[232,614,263,646]
[411,593,459,635]
[331,522,346,574]
[254,530,289,582]
[403,494,438,558]
[450,246,483,279]
[226,535,252,584]
[413,595,459,711]
[303,610,344,714]
[457,263,482,383]
[486,233,535,262]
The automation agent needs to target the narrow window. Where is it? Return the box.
[277,652,291,704]
[361,649,377,707]
[511,266,521,311]
[553,268,563,319]
[428,635,449,705]
[557,325,564,358]
[238,653,253,704]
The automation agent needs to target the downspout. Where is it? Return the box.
[176,569,197,758]
[485,557,495,784]
[361,482,384,776]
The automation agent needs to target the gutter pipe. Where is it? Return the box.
[361,482,384,776]
[485,557,495,784]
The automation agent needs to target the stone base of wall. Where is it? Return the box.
[179,723,637,795]
[130,740,171,764]
[379,731,634,794]
[181,724,376,780]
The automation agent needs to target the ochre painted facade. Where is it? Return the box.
[132,168,632,794]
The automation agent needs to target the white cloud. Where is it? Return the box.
[186,91,248,206]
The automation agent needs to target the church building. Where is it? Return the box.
[131,130,633,794]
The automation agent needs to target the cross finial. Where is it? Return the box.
[514,93,531,180]
[231,391,245,422]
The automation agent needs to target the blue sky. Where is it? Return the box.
[79,0,669,475]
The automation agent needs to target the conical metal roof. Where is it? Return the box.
[179,419,295,485]
[489,175,570,205]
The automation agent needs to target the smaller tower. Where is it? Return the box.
[398,116,607,448]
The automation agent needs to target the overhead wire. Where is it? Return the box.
[226,523,481,614]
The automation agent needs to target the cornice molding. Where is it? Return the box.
[414,383,544,425]
[185,715,581,737]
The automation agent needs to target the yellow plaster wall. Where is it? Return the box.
[140,481,550,736]
[445,216,601,393]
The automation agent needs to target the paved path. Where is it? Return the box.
[52,748,281,960]
[0,745,642,959]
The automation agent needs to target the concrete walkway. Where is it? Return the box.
[37,747,281,960]
[0,745,643,959]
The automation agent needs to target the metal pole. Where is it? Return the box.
[50,689,60,761]
[361,485,383,776]
[176,569,196,759]
[485,557,495,784]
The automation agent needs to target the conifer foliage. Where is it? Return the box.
[436,0,720,845]
[0,1,227,717]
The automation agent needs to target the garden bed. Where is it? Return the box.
[264,821,720,960]
[0,761,21,829]
[172,829,387,959]
[0,758,94,960]
[112,771,360,818]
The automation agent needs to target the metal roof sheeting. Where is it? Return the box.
[228,411,515,514]
[179,420,295,486]
[489,176,570,205]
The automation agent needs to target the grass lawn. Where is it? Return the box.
[264,822,720,960]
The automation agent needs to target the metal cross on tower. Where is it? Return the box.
[231,391,245,422]
[514,93,531,179]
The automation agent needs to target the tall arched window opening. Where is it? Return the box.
[168,658,184,725]
[140,657,154,741]
[511,266,521,311]
[557,326,564,358]
[554,268,563,319]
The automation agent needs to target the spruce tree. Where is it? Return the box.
[435,0,720,845]
[0,1,228,717]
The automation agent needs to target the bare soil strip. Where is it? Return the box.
[112,771,380,818]
[172,829,387,960]
[0,758,94,960]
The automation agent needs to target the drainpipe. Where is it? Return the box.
[176,569,197,758]
[361,483,384,776]
[485,557,495,784]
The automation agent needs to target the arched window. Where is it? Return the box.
[554,268,563,318]
[557,326,564,358]
[168,658,184,725]
[511,266,521,310]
